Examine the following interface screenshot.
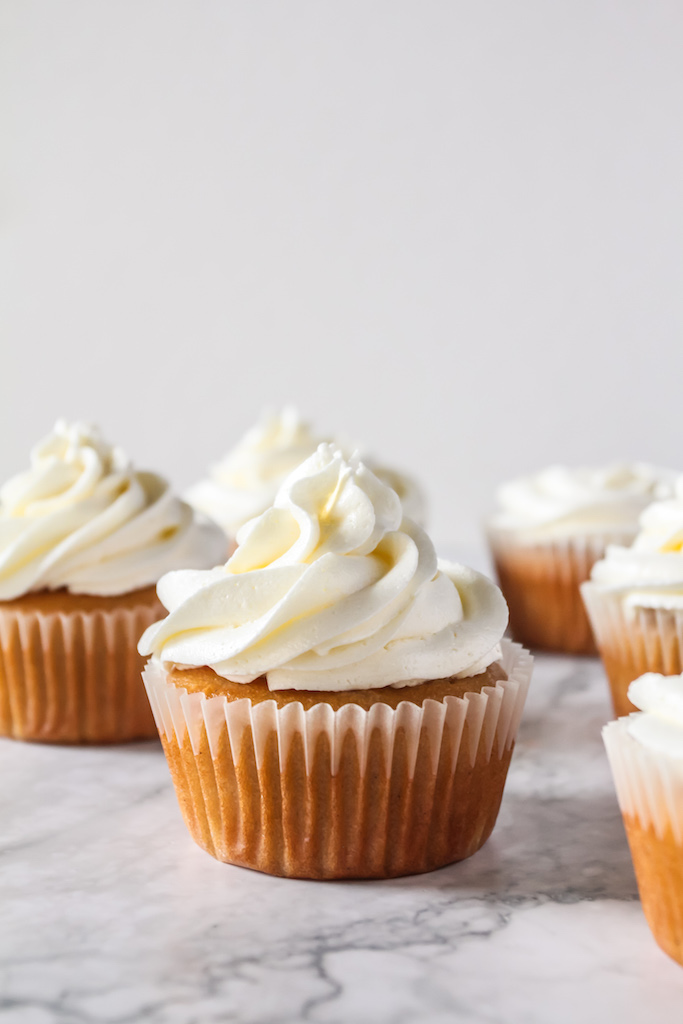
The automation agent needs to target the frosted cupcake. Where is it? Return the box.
[603,673,683,966]
[0,420,226,743]
[185,406,426,543]
[140,444,532,879]
[487,464,675,655]
[583,477,683,716]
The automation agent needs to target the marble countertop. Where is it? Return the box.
[3,653,683,1024]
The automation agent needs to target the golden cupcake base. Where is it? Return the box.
[604,719,683,966]
[487,531,620,655]
[583,588,683,717]
[0,586,163,744]
[623,816,683,966]
[143,640,533,879]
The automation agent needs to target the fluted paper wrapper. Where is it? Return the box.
[583,585,683,717]
[143,639,533,879]
[0,596,162,743]
[603,719,683,965]
[488,527,635,655]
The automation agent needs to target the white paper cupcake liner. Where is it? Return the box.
[144,639,531,777]
[143,640,532,878]
[603,716,683,964]
[488,528,634,569]
[0,597,162,743]
[603,719,683,844]
[582,585,683,715]
[487,528,634,654]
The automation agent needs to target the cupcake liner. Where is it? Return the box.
[0,595,162,743]
[143,639,533,879]
[488,528,635,655]
[603,720,683,965]
[582,585,683,717]
[603,720,683,843]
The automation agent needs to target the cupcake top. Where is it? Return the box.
[0,420,227,600]
[489,463,675,541]
[589,477,683,608]
[185,407,426,536]
[623,673,683,760]
[140,444,507,692]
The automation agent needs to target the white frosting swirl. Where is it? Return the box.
[366,462,426,528]
[185,408,318,537]
[141,444,506,692]
[0,420,227,599]
[625,673,683,759]
[490,463,675,541]
[185,407,426,536]
[589,477,683,609]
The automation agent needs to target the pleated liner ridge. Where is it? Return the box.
[603,721,683,965]
[583,585,683,717]
[144,639,533,879]
[0,598,162,743]
[489,529,633,655]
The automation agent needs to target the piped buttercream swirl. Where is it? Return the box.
[490,463,675,541]
[589,477,683,609]
[625,673,683,759]
[185,407,426,535]
[0,420,227,599]
[141,444,507,691]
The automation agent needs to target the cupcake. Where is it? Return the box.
[0,420,226,743]
[487,463,675,655]
[583,477,683,716]
[603,673,683,966]
[140,444,532,879]
[185,406,426,543]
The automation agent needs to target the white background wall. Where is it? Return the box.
[2,1,682,548]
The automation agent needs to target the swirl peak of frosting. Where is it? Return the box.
[141,444,506,691]
[0,420,227,599]
[211,406,316,490]
[588,476,683,608]
[185,407,426,536]
[625,672,683,759]
[490,463,676,540]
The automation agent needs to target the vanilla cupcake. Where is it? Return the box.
[140,444,532,879]
[603,673,683,966]
[185,406,426,543]
[0,420,226,743]
[487,464,675,655]
[583,477,683,716]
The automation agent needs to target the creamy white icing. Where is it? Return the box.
[588,477,683,609]
[185,407,426,536]
[185,408,318,538]
[367,463,426,528]
[490,463,675,541]
[0,420,227,599]
[141,444,507,692]
[625,673,683,759]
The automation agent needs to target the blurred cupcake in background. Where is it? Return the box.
[603,672,683,966]
[0,420,226,743]
[141,444,531,880]
[583,477,683,716]
[185,406,426,544]
[487,463,676,655]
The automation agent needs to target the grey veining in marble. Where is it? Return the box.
[2,654,683,1024]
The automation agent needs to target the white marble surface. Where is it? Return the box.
[2,654,683,1024]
